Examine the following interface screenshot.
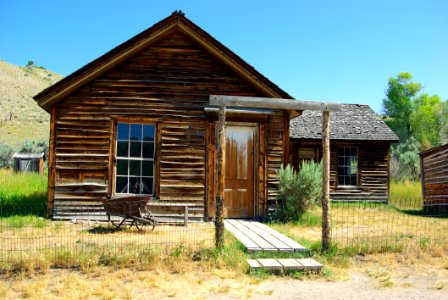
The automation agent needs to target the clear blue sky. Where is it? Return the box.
[1,0,447,112]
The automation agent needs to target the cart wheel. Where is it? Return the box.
[134,211,157,232]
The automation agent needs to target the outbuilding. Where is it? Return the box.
[13,153,45,175]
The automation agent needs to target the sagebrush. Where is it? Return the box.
[275,161,322,222]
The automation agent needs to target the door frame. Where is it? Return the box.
[206,121,263,220]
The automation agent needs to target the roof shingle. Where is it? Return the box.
[290,104,399,141]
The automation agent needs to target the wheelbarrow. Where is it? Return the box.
[103,195,156,231]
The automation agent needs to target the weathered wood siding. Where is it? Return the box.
[291,140,391,202]
[50,29,285,219]
[421,144,448,207]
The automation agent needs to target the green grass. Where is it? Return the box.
[0,169,47,217]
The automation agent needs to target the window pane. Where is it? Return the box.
[130,142,141,158]
[117,123,129,140]
[143,125,155,142]
[338,157,345,167]
[142,142,154,159]
[117,141,128,157]
[130,124,142,141]
[116,159,128,175]
[129,177,139,194]
[115,176,128,193]
[141,177,153,195]
[130,160,140,176]
[338,148,344,156]
[142,160,153,176]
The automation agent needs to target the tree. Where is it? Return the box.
[440,100,448,145]
[382,72,422,141]
[410,94,444,150]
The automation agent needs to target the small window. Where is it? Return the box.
[337,147,358,186]
[115,123,155,195]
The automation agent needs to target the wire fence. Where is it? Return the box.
[331,197,448,252]
[0,201,214,269]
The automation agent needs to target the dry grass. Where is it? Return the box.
[331,202,448,252]
[0,59,62,146]
[0,220,214,272]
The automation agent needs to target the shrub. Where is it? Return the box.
[0,142,15,168]
[275,161,322,222]
[390,137,421,181]
[18,139,49,160]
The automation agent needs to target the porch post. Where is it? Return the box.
[215,105,226,249]
[322,110,331,251]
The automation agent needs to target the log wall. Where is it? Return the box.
[50,29,285,220]
[291,140,391,202]
[421,143,448,207]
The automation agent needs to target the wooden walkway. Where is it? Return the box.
[224,219,307,253]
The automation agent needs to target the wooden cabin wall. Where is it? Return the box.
[291,140,391,202]
[266,111,287,209]
[50,28,282,219]
[421,144,448,207]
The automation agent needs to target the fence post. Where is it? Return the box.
[322,110,331,251]
[215,105,226,250]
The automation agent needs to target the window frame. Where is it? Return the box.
[111,119,158,197]
[337,146,359,187]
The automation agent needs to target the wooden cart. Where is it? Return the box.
[103,195,156,231]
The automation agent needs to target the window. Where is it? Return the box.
[115,123,155,195]
[337,147,358,186]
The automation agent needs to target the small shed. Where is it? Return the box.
[13,153,45,175]
[420,143,448,210]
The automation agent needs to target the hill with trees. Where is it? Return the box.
[0,59,63,146]
[0,60,63,167]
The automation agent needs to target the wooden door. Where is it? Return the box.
[224,125,256,218]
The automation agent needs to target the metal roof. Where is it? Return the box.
[13,153,45,159]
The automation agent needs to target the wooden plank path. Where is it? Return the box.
[247,258,323,272]
[224,219,307,253]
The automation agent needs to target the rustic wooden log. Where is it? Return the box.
[322,111,331,251]
[215,105,226,249]
[210,95,340,112]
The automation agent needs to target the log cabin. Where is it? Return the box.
[33,11,299,221]
[289,104,399,202]
[420,143,448,210]
[34,12,396,221]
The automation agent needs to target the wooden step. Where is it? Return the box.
[247,258,323,272]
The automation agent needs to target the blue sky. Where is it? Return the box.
[1,0,447,112]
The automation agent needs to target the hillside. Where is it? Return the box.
[0,60,63,146]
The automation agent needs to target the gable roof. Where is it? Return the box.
[33,11,292,112]
[290,104,399,142]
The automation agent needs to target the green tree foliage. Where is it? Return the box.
[383,72,422,141]
[383,72,448,150]
[410,94,444,150]
[275,162,322,222]
[0,142,15,168]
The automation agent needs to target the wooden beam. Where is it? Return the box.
[321,110,331,251]
[215,105,226,249]
[47,106,57,218]
[210,95,340,112]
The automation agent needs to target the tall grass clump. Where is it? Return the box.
[390,180,421,200]
[274,161,322,222]
[0,169,47,217]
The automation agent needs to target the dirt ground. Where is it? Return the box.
[1,253,447,300]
